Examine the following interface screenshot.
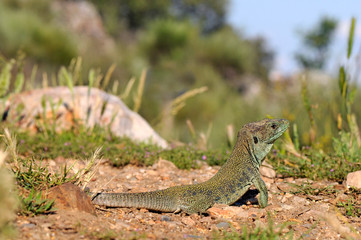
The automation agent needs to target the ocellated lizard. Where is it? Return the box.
[90,118,289,214]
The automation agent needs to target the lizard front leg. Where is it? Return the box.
[253,175,268,208]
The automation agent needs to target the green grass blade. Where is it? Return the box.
[60,67,74,94]
[28,64,38,90]
[339,66,347,97]
[133,69,147,113]
[14,72,25,94]
[347,17,356,59]
[0,61,13,97]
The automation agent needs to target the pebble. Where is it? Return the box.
[281,204,294,210]
[153,159,178,172]
[161,215,172,222]
[281,192,294,203]
[346,171,361,189]
[46,183,95,214]
[165,222,178,229]
[184,234,202,238]
[208,206,233,218]
[292,196,310,206]
[260,162,276,178]
[216,222,230,229]
[182,217,196,226]
[21,223,36,229]
[223,206,248,218]
[113,220,131,230]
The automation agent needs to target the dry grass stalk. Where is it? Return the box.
[80,147,103,190]
[121,77,135,100]
[170,86,208,115]
[2,128,19,169]
[102,63,116,90]
[133,69,147,113]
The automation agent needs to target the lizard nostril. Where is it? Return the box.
[253,136,259,144]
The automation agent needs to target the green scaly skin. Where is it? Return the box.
[91,118,289,214]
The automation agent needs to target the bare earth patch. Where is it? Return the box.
[15,159,361,239]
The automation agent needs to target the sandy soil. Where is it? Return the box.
[15,158,361,239]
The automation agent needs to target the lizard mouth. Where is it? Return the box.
[266,120,289,144]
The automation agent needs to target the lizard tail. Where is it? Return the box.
[90,190,178,212]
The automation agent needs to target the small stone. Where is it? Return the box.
[181,217,195,226]
[281,204,294,210]
[146,219,155,225]
[46,183,95,214]
[260,162,276,178]
[223,206,248,218]
[165,222,178,229]
[184,234,202,238]
[20,223,36,229]
[160,175,171,180]
[153,159,178,172]
[113,220,131,230]
[216,222,230,229]
[346,171,361,189]
[276,182,298,193]
[284,177,295,183]
[292,196,310,206]
[281,192,293,203]
[161,215,172,222]
[146,170,158,176]
[135,174,143,180]
[199,216,212,224]
[208,204,233,218]
[48,160,56,167]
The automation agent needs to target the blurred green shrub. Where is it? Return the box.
[140,20,197,63]
[200,27,257,78]
[0,2,77,65]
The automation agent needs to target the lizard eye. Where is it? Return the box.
[271,123,277,129]
[253,136,258,144]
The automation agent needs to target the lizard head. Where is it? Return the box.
[238,118,289,167]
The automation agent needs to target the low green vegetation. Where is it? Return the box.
[337,188,361,218]
[337,197,361,218]
[268,17,361,182]
[12,125,229,169]
[1,128,102,218]
[20,189,55,217]
[290,182,361,219]
[289,181,337,196]
[269,133,361,182]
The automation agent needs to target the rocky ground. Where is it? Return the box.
[15,158,361,239]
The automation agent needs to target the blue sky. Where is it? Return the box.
[226,1,361,75]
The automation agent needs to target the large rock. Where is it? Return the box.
[3,87,168,148]
[51,0,115,53]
